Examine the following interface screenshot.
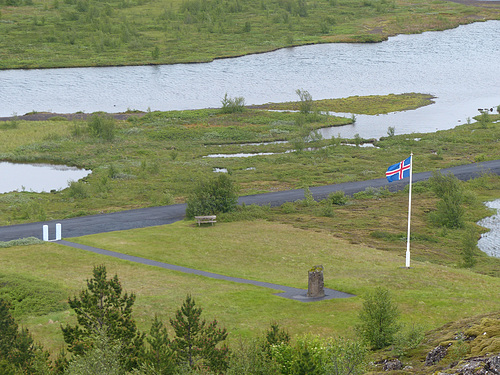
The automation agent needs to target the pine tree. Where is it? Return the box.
[143,315,175,374]
[0,299,18,360]
[0,298,48,374]
[61,265,144,371]
[65,331,126,375]
[262,322,290,357]
[293,345,320,375]
[170,295,229,373]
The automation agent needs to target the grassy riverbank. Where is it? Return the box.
[1,94,500,372]
[1,173,500,366]
[0,0,499,69]
[0,93,498,225]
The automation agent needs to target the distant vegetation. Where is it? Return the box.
[2,169,500,373]
[186,174,239,218]
[0,0,499,68]
[260,92,435,115]
[0,93,498,226]
[0,94,500,373]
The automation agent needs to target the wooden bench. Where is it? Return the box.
[195,215,217,226]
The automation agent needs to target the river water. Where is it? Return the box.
[0,162,90,194]
[477,200,500,257]
[1,21,499,139]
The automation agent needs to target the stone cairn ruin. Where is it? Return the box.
[307,265,325,298]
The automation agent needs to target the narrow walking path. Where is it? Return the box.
[1,159,499,242]
[58,240,355,302]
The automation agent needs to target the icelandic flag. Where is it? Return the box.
[386,156,411,182]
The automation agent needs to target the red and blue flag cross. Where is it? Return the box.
[386,156,411,182]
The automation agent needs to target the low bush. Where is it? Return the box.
[227,339,281,375]
[0,273,67,318]
[300,186,316,207]
[392,324,425,357]
[428,171,464,228]
[461,225,478,268]
[66,180,89,199]
[220,203,271,222]
[353,187,390,199]
[87,114,116,141]
[221,93,245,114]
[268,335,367,375]
[355,288,400,350]
[185,174,238,218]
[0,237,44,248]
[328,190,348,205]
[280,202,296,214]
[319,203,335,217]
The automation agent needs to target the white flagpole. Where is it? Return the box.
[406,153,413,268]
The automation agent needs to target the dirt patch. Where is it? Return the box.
[0,112,146,122]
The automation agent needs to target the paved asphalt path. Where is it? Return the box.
[59,240,354,302]
[1,159,499,242]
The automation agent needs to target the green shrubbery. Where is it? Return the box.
[0,0,493,69]
[220,94,245,114]
[220,203,271,222]
[87,114,116,141]
[185,174,238,219]
[353,187,391,200]
[0,273,67,318]
[327,191,348,205]
[296,89,313,115]
[59,266,231,374]
[268,335,367,375]
[392,324,425,357]
[0,237,43,248]
[428,171,464,228]
[0,266,377,375]
[461,225,478,268]
[66,180,89,199]
[355,288,400,350]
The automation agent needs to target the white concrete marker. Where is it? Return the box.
[43,225,49,241]
[42,223,62,241]
[56,223,61,241]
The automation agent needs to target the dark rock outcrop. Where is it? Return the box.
[383,359,403,371]
[426,345,449,366]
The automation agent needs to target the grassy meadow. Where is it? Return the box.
[2,0,500,368]
[0,94,500,372]
[0,93,499,226]
[0,0,499,69]
[3,216,500,362]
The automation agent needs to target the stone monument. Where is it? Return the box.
[307,265,325,298]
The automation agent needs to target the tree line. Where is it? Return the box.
[0,264,425,374]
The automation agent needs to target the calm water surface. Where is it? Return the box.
[0,162,90,194]
[1,21,499,139]
[477,199,500,258]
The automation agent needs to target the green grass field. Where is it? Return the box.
[3,218,500,357]
[0,94,499,373]
[2,0,500,369]
[0,94,499,226]
[0,0,499,69]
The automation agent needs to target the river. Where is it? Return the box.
[0,162,91,194]
[478,199,500,258]
[0,20,499,139]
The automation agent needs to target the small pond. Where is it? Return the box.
[0,162,91,194]
[477,199,500,257]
